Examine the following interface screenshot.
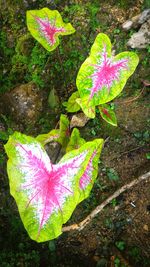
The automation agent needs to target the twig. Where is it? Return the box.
[111,144,145,161]
[62,171,150,233]
[115,87,145,105]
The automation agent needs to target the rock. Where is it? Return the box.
[127,19,150,48]
[122,20,134,31]
[138,9,150,24]
[122,9,150,31]
[1,82,43,126]
[143,224,149,231]
[70,113,90,128]
[45,142,62,164]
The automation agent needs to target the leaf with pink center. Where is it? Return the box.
[76,33,139,117]
[26,8,75,52]
[36,114,70,147]
[5,132,103,242]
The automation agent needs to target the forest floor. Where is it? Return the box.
[0,0,150,266]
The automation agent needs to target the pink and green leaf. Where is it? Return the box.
[66,91,81,113]
[36,114,70,147]
[26,8,75,52]
[66,128,86,152]
[99,104,117,126]
[5,132,103,242]
[76,33,139,108]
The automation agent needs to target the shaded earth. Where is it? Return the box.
[0,0,150,266]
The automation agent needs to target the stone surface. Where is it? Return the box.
[70,113,90,128]
[1,82,43,125]
[122,9,150,31]
[127,19,150,48]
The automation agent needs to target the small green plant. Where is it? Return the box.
[115,240,126,251]
[106,168,119,181]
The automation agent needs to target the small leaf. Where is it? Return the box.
[5,132,103,242]
[107,168,119,181]
[48,88,60,109]
[0,131,9,141]
[99,104,117,126]
[66,91,81,113]
[66,128,86,152]
[146,152,150,159]
[36,114,70,147]
[26,8,75,52]
[115,241,126,251]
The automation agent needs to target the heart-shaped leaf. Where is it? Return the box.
[26,8,75,52]
[5,132,103,242]
[99,104,117,126]
[36,114,70,147]
[76,33,139,112]
[66,128,86,152]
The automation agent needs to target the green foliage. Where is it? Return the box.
[115,241,126,251]
[0,250,40,267]
[146,153,150,159]
[106,168,119,181]
[0,128,13,141]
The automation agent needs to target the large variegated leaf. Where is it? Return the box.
[99,104,117,126]
[36,114,70,147]
[5,132,103,242]
[76,33,139,115]
[66,128,86,152]
[26,8,75,52]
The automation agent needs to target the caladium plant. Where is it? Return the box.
[67,33,139,123]
[5,132,103,242]
[26,8,75,52]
